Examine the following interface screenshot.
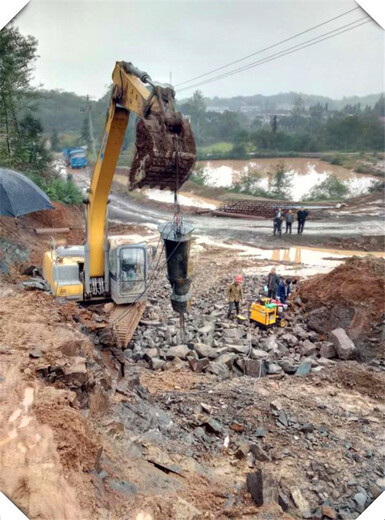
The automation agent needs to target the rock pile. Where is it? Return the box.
[126,273,366,378]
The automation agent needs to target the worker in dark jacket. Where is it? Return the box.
[267,267,279,299]
[277,278,291,303]
[273,208,283,237]
[297,207,309,234]
[226,274,243,318]
[285,209,294,234]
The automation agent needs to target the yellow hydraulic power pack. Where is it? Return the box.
[250,298,286,328]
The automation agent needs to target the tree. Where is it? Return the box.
[14,113,51,167]
[51,128,59,151]
[0,25,38,163]
[269,162,293,199]
[305,174,349,200]
[180,90,206,141]
[271,115,278,133]
[373,94,385,117]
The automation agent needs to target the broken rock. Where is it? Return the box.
[203,417,223,435]
[226,344,250,355]
[290,487,310,514]
[250,348,269,359]
[150,358,165,370]
[250,443,271,462]
[330,328,356,360]
[301,339,317,357]
[188,358,209,373]
[320,342,337,359]
[263,336,279,351]
[165,345,190,360]
[247,469,264,506]
[278,358,297,374]
[244,359,267,378]
[295,361,312,377]
[193,342,217,359]
[281,333,298,347]
[206,361,230,378]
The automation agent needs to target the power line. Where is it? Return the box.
[175,6,361,87]
[178,17,369,92]
[177,18,371,93]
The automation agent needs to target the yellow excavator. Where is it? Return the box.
[43,61,196,343]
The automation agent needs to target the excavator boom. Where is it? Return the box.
[43,61,196,303]
[86,61,196,286]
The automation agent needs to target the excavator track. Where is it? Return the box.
[110,301,146,348]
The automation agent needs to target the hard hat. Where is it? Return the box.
[235,275,243,283]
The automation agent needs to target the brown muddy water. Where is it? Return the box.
[198,158,379,200]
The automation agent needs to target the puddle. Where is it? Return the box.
[193,237,384,276]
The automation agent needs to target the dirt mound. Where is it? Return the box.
[0,204,84,276]
[299,256,385,357]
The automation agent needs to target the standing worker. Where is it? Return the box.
[226,275,244,319]
[297,207,309,234]
[273,208,283,237]
[285,209,294,234]
[267,267,279,299]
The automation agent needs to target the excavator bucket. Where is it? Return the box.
[129,86,196,191]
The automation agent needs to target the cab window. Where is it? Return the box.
[119,248,146,295]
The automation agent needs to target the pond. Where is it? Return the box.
[198,158,380,200]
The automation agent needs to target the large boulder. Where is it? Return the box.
[193,342,218,359]
[165,345,190,360]
[330,328,356,360]
[226,344,250,355]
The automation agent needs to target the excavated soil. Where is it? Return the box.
[298,256,385,359]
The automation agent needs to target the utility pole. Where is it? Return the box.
[169,71,173,86]
[81,95,97,162]
[86,95,97,162]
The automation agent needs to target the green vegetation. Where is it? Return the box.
[305,174,349,201]
[180,91,384,161]
[197,142,233,154]
[29,174,83,204]
[269,161,293,200]
[0,25,82,205]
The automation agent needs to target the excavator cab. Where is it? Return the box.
[108,241,148,304]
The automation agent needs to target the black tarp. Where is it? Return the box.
[0,168,54,217]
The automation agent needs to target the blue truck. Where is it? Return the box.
[63,148,88,169]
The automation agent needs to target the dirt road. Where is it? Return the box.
[72,168,385,246]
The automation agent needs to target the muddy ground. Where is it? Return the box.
[0,199,385,520]
[0,168,385,520]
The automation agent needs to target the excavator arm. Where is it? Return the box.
[85,61,196,295]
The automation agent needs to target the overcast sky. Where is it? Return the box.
[13,0,385,101]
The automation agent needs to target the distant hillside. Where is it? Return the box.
[33,88,383,139]
[190,92,383,112]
